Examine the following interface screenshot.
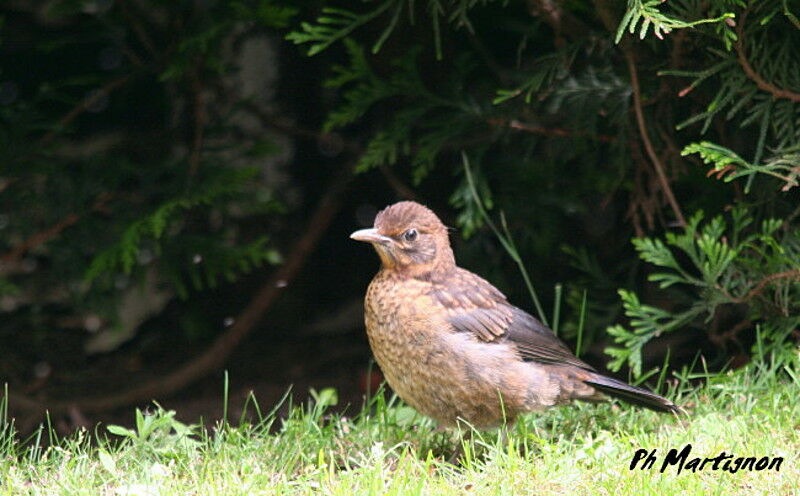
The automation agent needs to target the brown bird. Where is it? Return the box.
[351,201,679,428]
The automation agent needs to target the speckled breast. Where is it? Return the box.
[363,273,453,421]
[362,272,515,427]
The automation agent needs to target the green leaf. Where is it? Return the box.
[107,425,136,438]
[97,449,118,475]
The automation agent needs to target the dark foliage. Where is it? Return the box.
[1,0,798,422]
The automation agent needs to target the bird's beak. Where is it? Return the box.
[350,228,392,245]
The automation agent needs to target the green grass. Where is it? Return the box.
[2,352,799,495]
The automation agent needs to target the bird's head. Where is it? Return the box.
[350,201,455,277]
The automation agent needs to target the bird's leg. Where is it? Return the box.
[447,429,472,465]
[496,426,509,451]
[444,419,482,465]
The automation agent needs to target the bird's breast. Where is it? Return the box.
[362,273,458,409]
[361,271,552,427]
[364,273,441,360]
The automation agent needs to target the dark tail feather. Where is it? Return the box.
[584,374,682,415]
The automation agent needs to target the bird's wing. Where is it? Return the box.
[431,268,593,370]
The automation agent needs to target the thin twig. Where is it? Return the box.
[709,318,751,347]
[627,139,654,236]
[489,118,617,143]
[625,52,687,227]
[784,201,800,227]
[242,101,420,200]
[1,194,113,264]
[467,33,509,82]
[121,45,146,68]
[527,0,590,45]
[735,10,800,103]
[591,0,619,34]
[1,214,79,264]
[40,76,131,145]
[733,269,800,303]
[242,100,359,153]
[188,71,206,179]
[118,0,159,58]
[378,165,420,201]
[590,0,685,227]
[785,0,800,30]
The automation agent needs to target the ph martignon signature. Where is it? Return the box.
[630,444,783,475]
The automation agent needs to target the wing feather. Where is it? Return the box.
[432,268,593,371]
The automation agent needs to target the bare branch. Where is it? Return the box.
[40,76,132,145]
[188,72,207,179]
[735,269,800,304]
[1,194,113,264]
[625,52,687,227]
[527,0,589,45]
[488,118,617,143]
[735,10,800,103]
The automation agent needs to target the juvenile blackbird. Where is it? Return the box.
[351,201,679,428]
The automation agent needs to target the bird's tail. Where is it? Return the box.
[583,373,682,414]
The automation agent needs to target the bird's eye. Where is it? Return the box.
[403,228,418,242]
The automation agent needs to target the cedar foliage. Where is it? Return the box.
[0,0,798,395]
[0,2,292,350]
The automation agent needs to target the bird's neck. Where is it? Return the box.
[382,257,455,282]
[437,244,456,267]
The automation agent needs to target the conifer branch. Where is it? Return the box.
[6,169,353,418]
[735,11,800,103]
